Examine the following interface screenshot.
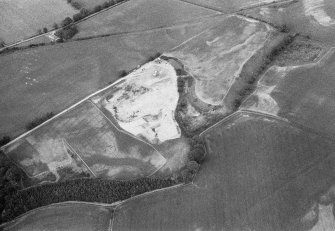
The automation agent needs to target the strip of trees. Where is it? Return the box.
[0,151,29,224]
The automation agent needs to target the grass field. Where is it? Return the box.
[112,112,335,230]
[243,48,335,138]
[0,0,78,44]
[74,0,218,39]
[3,100,166,185]
[0,21,216,139]
[2,203,112,231]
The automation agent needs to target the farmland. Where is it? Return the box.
[0,0,78,44]
[3,100,166,185]
[2,203,112,231]
[0,21,216,138]
[112,112,335,230]
[3,0,335,230]
[74,0,219,39]
[242,47,335,138]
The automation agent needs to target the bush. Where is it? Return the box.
[25,112,54,130]
[43,27,48,33]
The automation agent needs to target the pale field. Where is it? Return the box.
[100,59,181,144]
[166,15,271,106]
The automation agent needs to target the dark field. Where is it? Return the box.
[111,111,335,230]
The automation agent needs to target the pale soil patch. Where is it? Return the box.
[102,59,181,144]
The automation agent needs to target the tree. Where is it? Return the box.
[80,8,90,17]
[0,136,10,147]
[186,160,200,174]
[73,12,84,22]
[188,146,206,163]
[118,70,128,78]
[0,39,5,48]
[43,27,48,33]
[93,5,102,13]
[61,17,73,27]
[52,23,58,30]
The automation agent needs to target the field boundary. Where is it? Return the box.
[63,139,97,177]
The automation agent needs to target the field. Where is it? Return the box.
[111,112,335,230]
[3,100,166,185]
[2,203,112,231]
[74,0,219,39]
[242,47,335,138]
[0,21,216,138]
[0,0,78,44]
[240,0,335,45]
